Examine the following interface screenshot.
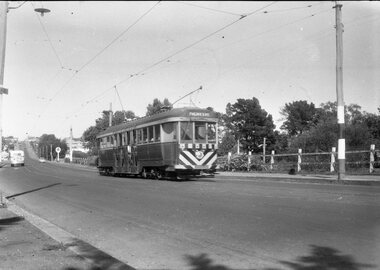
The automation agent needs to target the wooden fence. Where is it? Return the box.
[224,144,379,174]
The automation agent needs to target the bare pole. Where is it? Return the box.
[0,2,8,160]
[335,2,345,180]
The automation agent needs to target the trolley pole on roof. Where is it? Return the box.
[335,1,345,180]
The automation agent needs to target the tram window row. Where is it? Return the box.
[98,121,217,149]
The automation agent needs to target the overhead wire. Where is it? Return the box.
[65,2,277,120]
[113,2,277,87]
[175,1,243,17]
[41,1,161,106]
[30,2,65,69]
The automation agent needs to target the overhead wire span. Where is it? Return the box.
[31,2,64,69]
[175,1,243,17]
[113,2,277,88]
[76,1,161,73]
[66,2,277,119]
[40,1,161,106]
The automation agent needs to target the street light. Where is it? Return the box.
[0,2,51,160]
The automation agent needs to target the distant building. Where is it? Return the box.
[64,137,89,154]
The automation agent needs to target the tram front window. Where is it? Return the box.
[195,122,206,143]
[207,123,216,143]
[181,122,193,142]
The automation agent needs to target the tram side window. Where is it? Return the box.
[148,126,154,142]
[181,122,193,142]
[195,122,206,143]
[132,130,137,144]
[154,125,160,142]
[207,123,216,143]
[126,131,131,145]
[142,128,148,143]
[118,133,122,147]
[162,122,177,142]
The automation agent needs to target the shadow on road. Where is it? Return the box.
[0,215,24,232]
[5,183,62,199]
[63,239,136,270]
[185,245,376,270]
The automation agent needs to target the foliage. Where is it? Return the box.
[280,100,317,135]
[38,134,68,159]
[146,98,172,116]
[217,131,236,156]
[224,97,276,154]
[217,154,263,171]
[82,110,137,153]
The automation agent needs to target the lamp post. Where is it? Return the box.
[0,2,50,161]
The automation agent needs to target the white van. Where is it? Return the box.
[10,150,25,167]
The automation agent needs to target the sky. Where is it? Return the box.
[2,1,380,140]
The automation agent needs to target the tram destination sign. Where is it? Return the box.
[189,112,211,117]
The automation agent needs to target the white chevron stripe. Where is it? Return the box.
[200,151,213,163]
[182,151,201,165]
[206,154,217,166]
[179,154,194,166]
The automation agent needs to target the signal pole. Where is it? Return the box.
[335,1,345,180]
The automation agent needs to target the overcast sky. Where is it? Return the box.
[3,1,380,139]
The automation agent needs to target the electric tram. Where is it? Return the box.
[96,107,218,179]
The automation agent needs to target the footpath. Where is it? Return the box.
[1,159,379,270]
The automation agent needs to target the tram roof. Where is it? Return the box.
[97,107,218,138]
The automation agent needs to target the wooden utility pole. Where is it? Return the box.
[335,2,345,180]
[0,2,8,159]
[109,103,113,127]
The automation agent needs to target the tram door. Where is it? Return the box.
[128,130,139,174]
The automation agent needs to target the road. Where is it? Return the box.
[1,146,379,270]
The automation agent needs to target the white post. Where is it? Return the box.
[270,150,275,171]
[370,144,375,174]
[227,152,231,171]
[237,139,240,155]
[297,149,302,172]
[247,151,251,171]
[331,147,336,172]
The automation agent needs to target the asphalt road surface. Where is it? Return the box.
[1,147,379,270]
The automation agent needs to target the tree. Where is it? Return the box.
[224,97,276,153]
[280,100,317,136]
[82,110,137,153]
[38,134,68,160]
[146,98,172,116]
[217,131,236,156]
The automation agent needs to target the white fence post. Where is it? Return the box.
[297,149,302,172]
[331,147,336,172]
[370,144,375,174]
[247,151,251,171]
[270,150,275,171]
[227,152,231,171]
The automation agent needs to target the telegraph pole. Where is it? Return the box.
[335,1,345,180]
[69,126,73,162]
[109,103,113,127]
[0,2,8,160]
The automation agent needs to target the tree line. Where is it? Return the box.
[79,97,380,157]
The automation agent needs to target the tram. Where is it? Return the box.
[96,107,218,179]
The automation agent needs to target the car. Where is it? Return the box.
[39,157,46,163]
